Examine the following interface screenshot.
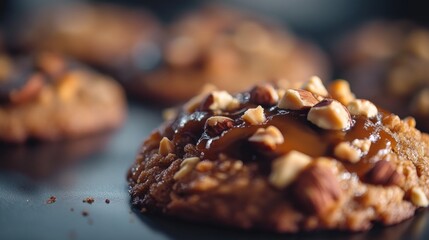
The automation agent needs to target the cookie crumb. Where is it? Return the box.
[82,211,89,217]
[70,208,74,212]
[46,196,57,204]
[105,199,110,204]
[82,197,95,204]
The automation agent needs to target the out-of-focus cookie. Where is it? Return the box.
[0,52,126,143]
[128,77,429,232]
[336,21,429,131]
[130,6,329,104]
[16,3,161,77]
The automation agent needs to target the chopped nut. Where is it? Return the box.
[302,76,328,97]
[410,187,429,207]
[403,117,416,128]
[159,137,174,156]
[195,161,214,172]
[173,157,200,180]
[292,164,342,215]
[278,89,319,110]
[269,151,312,189]
[191,176,219,191]
[364,160,403,186]
[204,116,234,137]
[249,126,284,150]
[277,89,286,100]
[328,80,356,105]
[307,99,351,130]
[347,99,378,118]
[201,90,240,112]
[334,139,371,163]
[242,105,266,125]
[183,84,217,113]
[57,71,82,101]
[411,88,429,116]
[249,84,279,105]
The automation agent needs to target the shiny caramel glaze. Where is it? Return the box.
[165,91,398,180]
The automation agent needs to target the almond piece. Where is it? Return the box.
[328,80,356,105]
[159,137,174,156]
[269,151,312,189]
[201,90,240,112]
[364,160,403,186]
[242,105,266,125]
[334,139,371,163]
[173,157,200,180]
[278,89,319,110]
[204,116,234,137]
[410,187,429,207]
[307,99,351,130]
[249,84,279,106]
[183,84,217,113]
[347,99,378,118]
[302,76,328,97]
[292,164,342,215]
[249,126,284,150]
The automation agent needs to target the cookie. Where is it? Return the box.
[16,3,161,77]
[336,21,429,131]
[0,52,126,142]
[130,6,329,104]
[128,77,429,232]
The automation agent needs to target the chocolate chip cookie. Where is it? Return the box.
[0,52,126,143]
[128,76,429,232]
[130,6,329,104]
[336,21,429,131]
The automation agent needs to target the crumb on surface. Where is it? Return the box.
[46,196,56,204]
[83,197,95,204]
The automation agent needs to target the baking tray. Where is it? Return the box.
[1,103,429,240]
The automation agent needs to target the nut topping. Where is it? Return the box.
[242,105,266,125]
[302,76,328,97]
[347,99,378,118]
[201,90,240,112]
[334,139,371,163]
[173,157,200,180]
[410,187,429,207]
[269,151,311,189]
[278,89,319,110]
[249,126,284,150]
[292,164,342,215]
[183,84,217,113]
[364,160,403,186]
[249,84,279,106]
[307,99,351,130]
[159,137,174,156]
[204,116,234,137]
[328,80,356,105]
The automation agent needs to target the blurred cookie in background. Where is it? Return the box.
[0,51,126,143]
[129,5,330,105]
[336,21,429,131]
[14,3,161,81]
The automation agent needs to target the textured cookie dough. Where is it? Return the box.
[130,5,329,104]
[128,77,429,232]
[337,21,429,131]
[0,52,126,142]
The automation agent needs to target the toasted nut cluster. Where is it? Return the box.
[242,105,266,125]
[410,187,429,207]
[249,126,284,150]
[278,89,319,110]
[307,99,351,130]
[204,116,234,137]
[57,71,82,101]
[347,99,378,118]
[183,84,217,113]
[334,139,371,163]
[269,151,311,189]
[328,80,356,105]
[302,76,328,97]
[202,90,240,112]
[173,157,200,180]
[364,160,403,186]
[159,137,174,156]
[249,84,279,106]
[292,164,342,214]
